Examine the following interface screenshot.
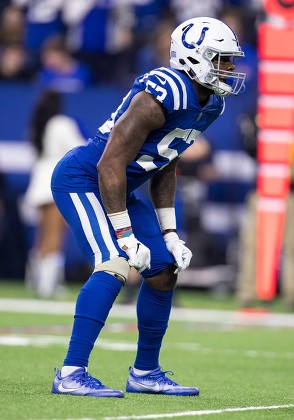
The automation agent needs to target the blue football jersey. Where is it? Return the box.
[55,67,224,194]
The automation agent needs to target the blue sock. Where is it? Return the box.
[63,272,122,367]
[134,281,174,370]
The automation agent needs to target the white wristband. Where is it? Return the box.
[155,207,176,232]
[107,210,131,231]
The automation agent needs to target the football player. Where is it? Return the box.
[51,16,246,397]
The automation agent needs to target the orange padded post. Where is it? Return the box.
[256,198,286,300]
[256,0,294,301]
[264,0,294,20]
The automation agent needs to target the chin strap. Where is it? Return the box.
[214,82,246,97]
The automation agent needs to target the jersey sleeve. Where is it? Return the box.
[140,68,188,116]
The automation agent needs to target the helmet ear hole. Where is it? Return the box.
[188,68,196,78]
[179,59,186,65]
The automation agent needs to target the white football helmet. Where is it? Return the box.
[170,17,246,97]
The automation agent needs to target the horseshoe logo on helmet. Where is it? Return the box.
[182,24,209,49]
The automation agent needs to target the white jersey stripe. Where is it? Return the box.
[86,193,119,261]
[161,68,188,109]
[220,98,225,115]
[69,192,102,266]
[149,70,181,110]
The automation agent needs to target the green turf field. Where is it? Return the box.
[1,281,294,419]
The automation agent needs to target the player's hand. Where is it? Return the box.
[163,232,192,274]
[117,234,151,273]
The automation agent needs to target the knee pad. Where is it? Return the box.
[93,257,130,285]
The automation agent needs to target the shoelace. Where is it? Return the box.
[72,371,103,389]
[152,370,177,386]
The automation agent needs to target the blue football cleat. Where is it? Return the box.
[52,367,124,398]
[126,367,199,396]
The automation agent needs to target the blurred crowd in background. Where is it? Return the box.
[0,0,262,87]
[0,0,267,300]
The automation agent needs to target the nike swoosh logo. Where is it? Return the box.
[58,382,80,393]
[134,381,161,391]
[154,75,166,85]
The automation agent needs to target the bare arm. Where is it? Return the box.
[149,158,179,209]
[97,91,166,214]
[150,157,193,274]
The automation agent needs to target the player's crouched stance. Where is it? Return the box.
[50,16,245,399]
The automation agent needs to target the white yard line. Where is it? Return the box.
[103,404,294,419]
[34,404,294,420]
[1,298,294,327]
[0,335,136,351]
[1,334,294,360]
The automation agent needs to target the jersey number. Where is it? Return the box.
[145,80,167,102]
[136,128,200,171]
